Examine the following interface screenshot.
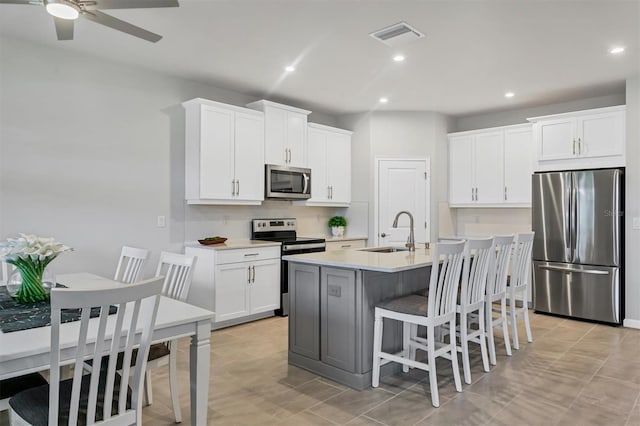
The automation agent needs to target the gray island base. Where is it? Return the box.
[287,249,435,390]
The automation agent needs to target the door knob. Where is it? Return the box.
[380,233,387,237]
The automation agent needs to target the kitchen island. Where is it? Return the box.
[282,247,436,389]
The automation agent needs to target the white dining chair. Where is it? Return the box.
[372,241,465,408]
[485,235,514,365]
[449,237,494,385]
[143,251,197,423]
[506,232,535,350]
[8,276,163,426]
[113,246,149,284]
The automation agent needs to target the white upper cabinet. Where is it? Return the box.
[184,98,265,205]
[304,123,352,207]
[246,100,311,168]
[528,105,625,171]
[449,124,532,207]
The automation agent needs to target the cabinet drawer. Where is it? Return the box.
[325,240,366,251]
[216,246,280,264]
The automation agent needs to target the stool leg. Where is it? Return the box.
[427,324,439,407]
[372,313,383,387]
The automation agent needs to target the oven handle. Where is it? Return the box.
[283,243,326,252]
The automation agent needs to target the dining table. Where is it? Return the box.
[0,272,214,425]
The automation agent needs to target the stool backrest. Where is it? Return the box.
[510,232,535,289]
[487,235,515,297]
[428,240,465,318]
[460,237,495,306]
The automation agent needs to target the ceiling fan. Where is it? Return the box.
[0,0,179,42]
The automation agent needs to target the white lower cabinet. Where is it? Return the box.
[185,244,280,328]
[325,239,367,251]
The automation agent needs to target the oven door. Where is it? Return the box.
[265,165,311,200]
[277,245,325,316]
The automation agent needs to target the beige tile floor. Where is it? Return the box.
[3,312,640,425]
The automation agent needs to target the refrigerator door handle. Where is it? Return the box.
[538,265,609,275]
[569,172,576,261]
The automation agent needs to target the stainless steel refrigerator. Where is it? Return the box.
[532,168,623,324]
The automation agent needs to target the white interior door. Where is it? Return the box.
[377,159,429,247]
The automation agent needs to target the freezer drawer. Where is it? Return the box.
[533,261,620,324]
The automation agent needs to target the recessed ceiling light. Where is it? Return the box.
[285,65,295,72]
[505,92,515,98]
[379,97,389,103]
[609,46,625,54]
[393,54,405,62]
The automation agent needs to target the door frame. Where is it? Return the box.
[374,157,431,247]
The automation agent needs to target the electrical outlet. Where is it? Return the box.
[633,217,640,230]
[157,215,166,228]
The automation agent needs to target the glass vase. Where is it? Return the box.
[6,264,55,303]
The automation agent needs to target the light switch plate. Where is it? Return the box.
[633,217,640,230]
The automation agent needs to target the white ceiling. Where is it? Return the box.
[0,0,638,116]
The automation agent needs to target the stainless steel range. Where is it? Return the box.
[251,218,325,316]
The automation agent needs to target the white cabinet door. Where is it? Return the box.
[287,111,307,167]
[264,107,287,166]
[250,259,280,314]
[535,118,575,161]
[199,105,235,199]
[577,110,625,159]
[504,127,533,205]
[326,132,351,204]
[449,135,474,205]
[234,112,265,201]
[215,263,251,322]
[307,127,328,202]
[474,132,504,204]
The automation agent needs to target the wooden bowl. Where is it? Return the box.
[198,237,227,246]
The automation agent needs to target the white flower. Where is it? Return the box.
[0,234,73,264]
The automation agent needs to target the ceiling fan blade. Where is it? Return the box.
[81,0,178,10]
[54,17,74,40]
[81,10,162,42]
[0,0,42,4]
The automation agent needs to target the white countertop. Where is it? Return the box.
[283,247,435,273]
[323,235,368,242]
[185,239,281,250]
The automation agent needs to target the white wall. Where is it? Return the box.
[624,75,640,326]
[0,37,340,279]
[338,112,452,243]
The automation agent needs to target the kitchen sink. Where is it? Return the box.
[360,246,410,253]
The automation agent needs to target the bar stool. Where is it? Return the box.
[507,232,535,350]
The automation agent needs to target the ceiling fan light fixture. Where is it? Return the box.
[46,0,79,20]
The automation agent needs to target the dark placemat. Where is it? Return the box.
[0,284,117,333]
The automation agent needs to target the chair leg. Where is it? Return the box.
[478,306,490,373]
[523,304,533,343]
[144,371,153,406]
[402,322,410,373]
[371,313,383,388]
[460,313,471,385]
[409,324,418,368]
[501,299,512,357]
[510,299,520,350]
[169,349,182,423]
[486,302,497,366]
[449,319,462,393]
[426,325,439,408]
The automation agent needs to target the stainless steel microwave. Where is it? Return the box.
[265,165,311,200]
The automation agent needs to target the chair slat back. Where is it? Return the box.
[428,241,465,318]
[114,246,149,284]
[48,277,163,426]
[155,252,197,301]
[510,232,535,289]
[460,237,495,306]
[487,235,515,297]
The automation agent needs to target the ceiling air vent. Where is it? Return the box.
[369,22,425,47]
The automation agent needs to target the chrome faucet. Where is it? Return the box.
[392,211,415,252]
